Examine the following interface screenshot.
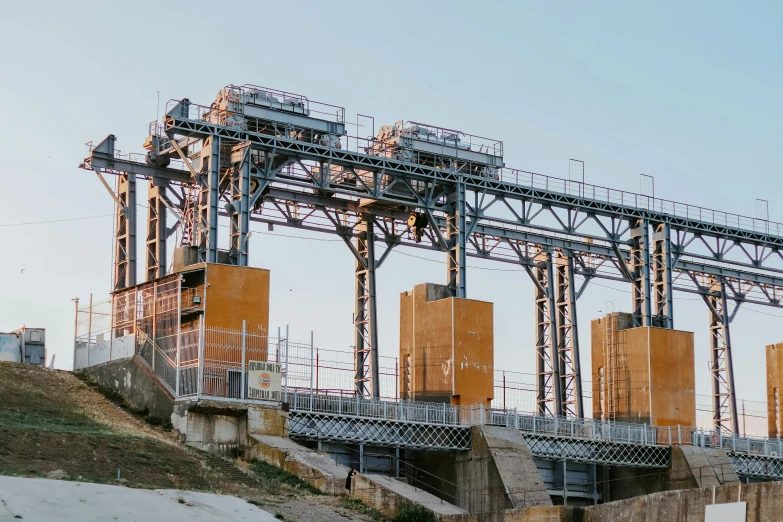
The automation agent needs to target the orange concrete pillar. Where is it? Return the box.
[766,343,783,438]
[591,313,695,427]
[400,283,493,407]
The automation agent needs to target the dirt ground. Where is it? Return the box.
[0,363,380,522]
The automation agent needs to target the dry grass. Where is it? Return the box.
[0,363,208,488]
[0,363,373,522]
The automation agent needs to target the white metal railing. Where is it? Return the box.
[496,169,783,238]
[693,429,783,458]
[286,391,783,457]
[124,321,783,457]
[287,390,461,425]
[288,390,661,446]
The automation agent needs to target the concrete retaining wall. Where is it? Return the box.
[83,354,174,421]
[443,480,783,522]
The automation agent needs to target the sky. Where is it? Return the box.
[0,1,782,430]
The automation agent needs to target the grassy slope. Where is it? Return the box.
[0,363,379,522]
[0,363,209,488]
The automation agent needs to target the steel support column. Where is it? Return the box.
[708,277,740,433]
[630,219,652,327]
[652,222,674,328]
[114,173,137,290]
[197,136,220,263]
[446,181,467,298]
[145,180,167,280]
[534,249,561,417]
[354,217,380,398]
[229,146,251,266]
[555,250,583,418]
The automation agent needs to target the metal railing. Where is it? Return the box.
[693,428,783,457]
[498,168,783,237]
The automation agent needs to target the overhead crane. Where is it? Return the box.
[80,82,783,434]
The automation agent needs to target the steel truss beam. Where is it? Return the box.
[145,180,167,280]
[522,434,670,468]
[114,172,137,290]
[652,222,674,328]
[555,251,584,418]
[162,107,783,248]
[728,452,783,480]
[530,249,561,417]
[197,136,220,263]
[353,217,380,398]
[229,145,251,266]
[288,411,472,450]
[83,134,783,310]
[446,182,467,297]
[630,219,652,327]
[703,276,740,434]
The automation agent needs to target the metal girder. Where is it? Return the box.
[523,434,670,468]
[229,146,251,266]
[555,250,583,418]
[652,222,674,328]
[114,173,137,290]
[289,412,472,450]
[630,219,652,327]
[729,452,783,480]
[706,277,740,434]
[165,108,783,248]
[353,217,380,398]
[85,135,191,184]
[81,146,783,312]
[145,180,167,280]
[446,182,467,298]
[532,249,561,417]
[197,136,220,263]
[83,137,783,308]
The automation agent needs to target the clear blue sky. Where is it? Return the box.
[1,1,781,427]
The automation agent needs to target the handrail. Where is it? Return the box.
[286,390,783,458]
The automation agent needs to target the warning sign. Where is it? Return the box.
[248,361,282,401]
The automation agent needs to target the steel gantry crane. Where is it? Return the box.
[81,83,783,431]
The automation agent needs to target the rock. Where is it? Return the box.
[46,470,69,480]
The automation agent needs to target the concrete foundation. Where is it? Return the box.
[400,283,494,407]
[591,313,695,426]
